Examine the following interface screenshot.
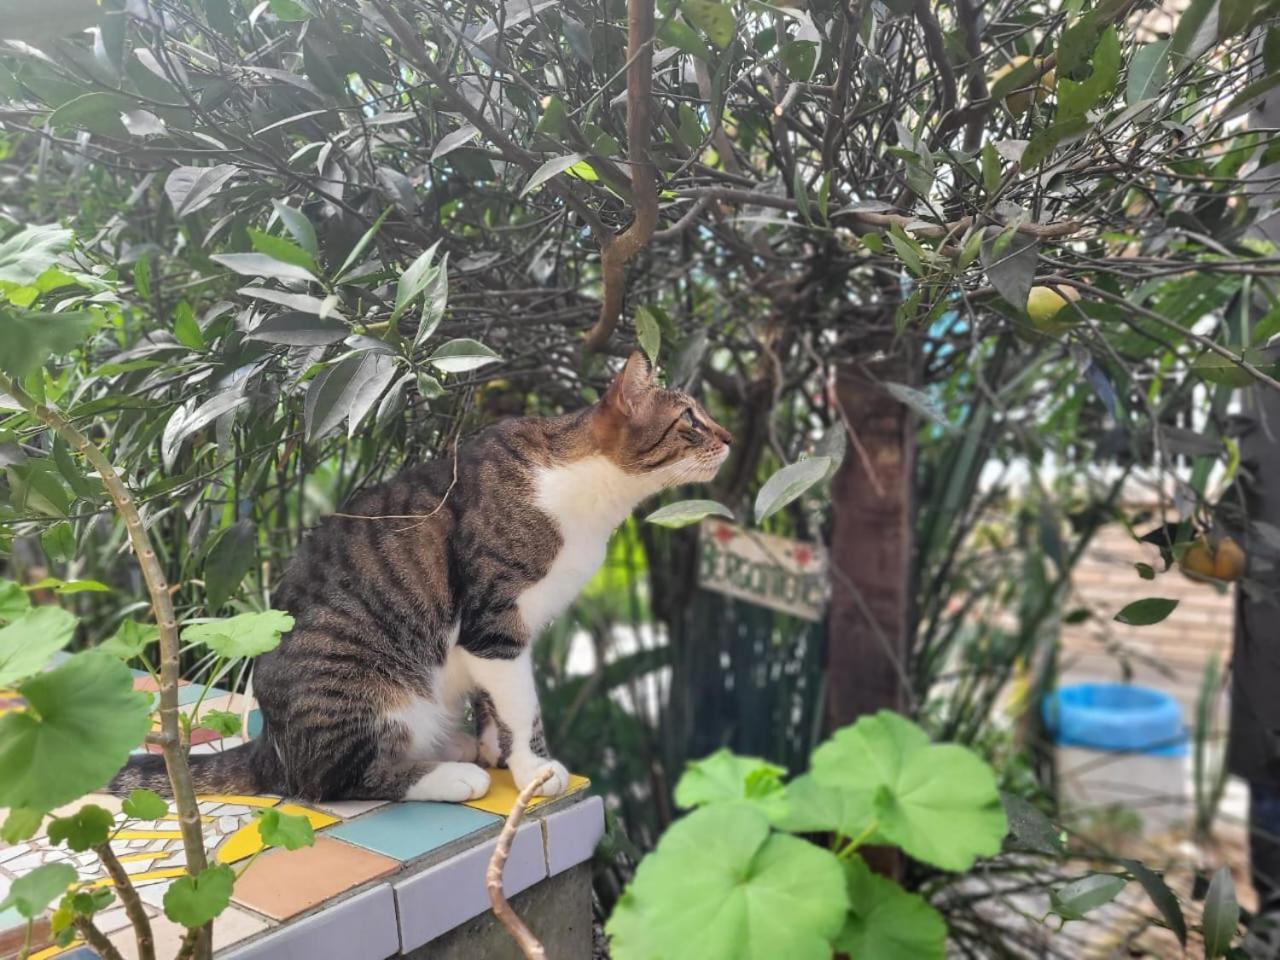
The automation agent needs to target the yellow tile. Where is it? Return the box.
[116,851,171,864]
[276,803,339,830]
[195,794,279,808]
[462,769,590,816]
[87,866,187,889]
[216,803,338,864]
[113,828,183,841]
[30,943,80,960]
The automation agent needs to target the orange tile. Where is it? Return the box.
[230,836,398,920]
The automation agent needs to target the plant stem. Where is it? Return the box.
[72,916,127,960]
[95,842,155,960]
[0,374,211,960]
[837,820,880,859]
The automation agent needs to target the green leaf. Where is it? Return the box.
[427,338,502,374]
[1057,27,1121,120]
[674,749,787,815]
[1202,865,1239,957]
[201,709,242,738]
[182,610,294,659]
[1001,792,1064,855]
[1122,859,1186,947]
[47,804,113,852]
[248,228,319,277]
[607,805,848,960]
[122,788,168,821]
[0,863,77,919]
[635,306,661,364]
[681,0,734,49]
[415,254,449,349]
[268,0,311,20]
[0,579,31,622]
[164,164,239,218]
[1192,347,1278,387]
[98,618,159,660]
[335,208,390,281]
[520,154,586,198]
[754,457,832,523]
[658,18,712,61]
[1171,0,1218,63]
[1114,597,1178,626]
[163,863,235,928]
[1,807,44,843]
[304,352,399,441]
[432,124,480,161]
[48,92,131,138]
[393,241,442,322]
[980,143,1001,196]
[24,577,110,595]
[981,230,1038,311]
[645,499,734,529]
[271,201,319,258]
[809,711,1007,871]
[0,605,78,687]
[203,519,256,610]
[0,307,98,377]
[256,808,316,850]
[1049,874,1126,921]
[883,382,956,433]
[776,773,872,838]
[0,651,152,810]
[0,224,72,286]
[210,253,317,284]
[835,855,946,960]
[173,301,204,350]
[1127,40,1170,105]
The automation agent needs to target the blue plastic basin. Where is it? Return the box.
[1042,683,1188,757]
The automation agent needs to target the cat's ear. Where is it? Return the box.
[603,351,655,417]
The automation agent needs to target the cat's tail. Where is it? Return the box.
[107,742,262,796]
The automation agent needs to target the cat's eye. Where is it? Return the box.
[681,408,699,428]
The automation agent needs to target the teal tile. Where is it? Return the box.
[0,903,23,936]
[327,802,500,861]
[246,709,263,738]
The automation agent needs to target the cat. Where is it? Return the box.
[109,352,732,803]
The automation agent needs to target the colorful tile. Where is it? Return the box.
[310,798,388,819]
[394,820,545,951]
[543,794,605,877]
[461,768,590,817]
[215,804,338,865]
[222,884,398,960]
[107,903,268,960]
[230,836,398,920]
[326,802,499,862]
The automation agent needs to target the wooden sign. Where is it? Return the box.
[698,520,828,621]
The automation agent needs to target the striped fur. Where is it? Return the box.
[108,353,731,802]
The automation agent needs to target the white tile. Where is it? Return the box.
[543,795,605,877]
[310,799,388,819]
[220,885,398,960]
[393,821,546,952]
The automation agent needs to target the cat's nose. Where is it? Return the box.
[714,424,733,446]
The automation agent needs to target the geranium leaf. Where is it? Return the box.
[0,863,77,919]
[673,749,787,818]
[47,804,113,852]
[835,855,946,960]
[122,789,168,821]
[181,610,294,659]
[0,606,78,687]
[163,863,235,928]
[256,808,316,850]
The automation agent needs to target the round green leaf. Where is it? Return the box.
[0,606,78,688]
[645,499,734,529]
[97,618,159,660]
[776,773,875,838]
[256,808,316,851]
[608,805,848,960]
[122,789,168,821]
[835,855,946,960]
[201,709,242,738]
[0,579,32,622]
[0,863,77,919]
[810,711,1007,871]
[0,651,151,810]
[1,808,44,844]
[182,610,294,659]
[163,863,235,928]
[47,804,113,852]
[673,749,786,818]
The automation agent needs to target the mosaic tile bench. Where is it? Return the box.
[0,675,603,960]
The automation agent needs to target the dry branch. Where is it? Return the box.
[486,769,554,960]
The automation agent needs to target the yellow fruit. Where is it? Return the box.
[1025,284,1081,335]
[1180,536,1246,583]
[989,56,1054,116]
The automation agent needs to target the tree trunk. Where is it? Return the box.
[825,351,915,730]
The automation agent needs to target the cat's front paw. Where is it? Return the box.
[511,757,570,797]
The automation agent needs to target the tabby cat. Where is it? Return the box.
[109,353,732,802]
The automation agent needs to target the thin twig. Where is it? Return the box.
[583,0,659,351]
[486,769,553,960]
[95,844,155,960]
[72,917,127,960]
[0,375,212,960]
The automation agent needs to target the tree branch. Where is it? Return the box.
[72,916,127,960]
[486,769,553,960]
[0,375,212,960]
[95,843,155,960]
[583,0,659,352]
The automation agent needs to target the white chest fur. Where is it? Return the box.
[516,456,656,636]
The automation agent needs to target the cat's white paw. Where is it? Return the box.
[511,758,570,797]
[406,762,491,802]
